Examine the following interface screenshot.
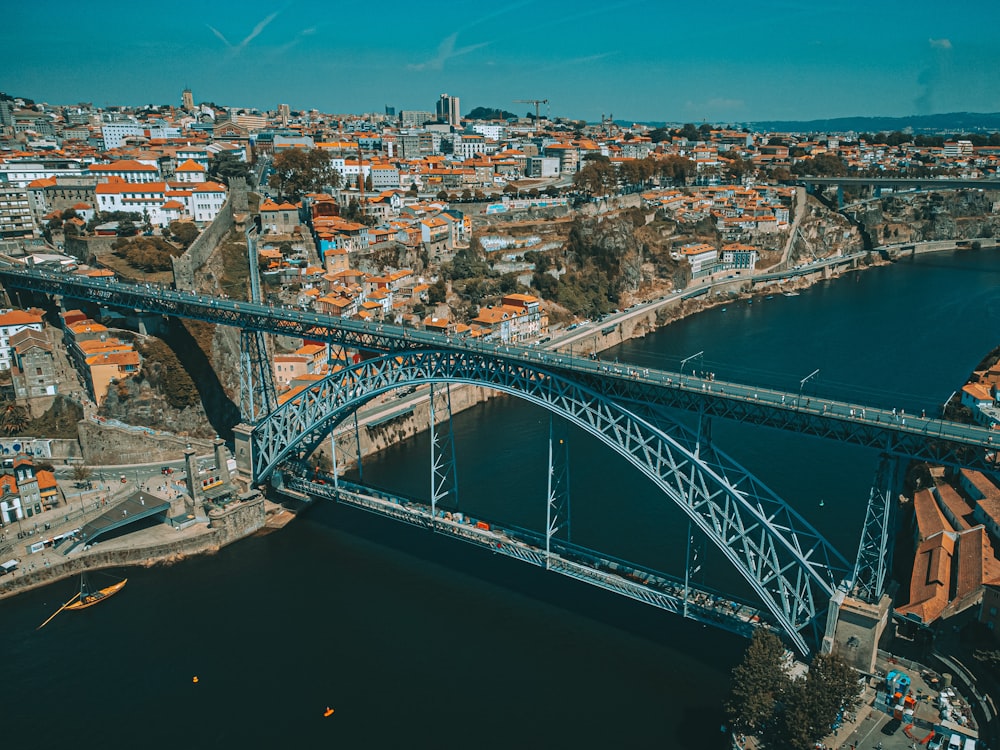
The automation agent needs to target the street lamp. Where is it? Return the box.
[798,368,819,408]
[680,351,704,378]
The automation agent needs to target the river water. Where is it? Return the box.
[3,250,999,749]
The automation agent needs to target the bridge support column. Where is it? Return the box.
[852,455,901,604]
[825,591,892,673]
[429,384,458,518]
[232,423,254,485]
[545,420,571,566]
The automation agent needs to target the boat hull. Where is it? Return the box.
[65,579,127,610]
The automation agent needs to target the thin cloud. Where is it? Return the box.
[928,38,952,50]
[536,51,617,72]
[238,11,280,50]
[206,25,232,48]
[275,26,320,55]
[408,32,489,72]
[206,11,281,55]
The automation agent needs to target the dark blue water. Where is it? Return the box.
[3,250,999,749]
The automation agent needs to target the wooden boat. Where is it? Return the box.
[38,574,127,629]
[65,576,127,610]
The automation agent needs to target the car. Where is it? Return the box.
[881,718,901,736]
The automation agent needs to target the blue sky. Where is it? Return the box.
[7,1,1000,123]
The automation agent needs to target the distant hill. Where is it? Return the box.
[617,112,1000,134]
[745,112,1000,134]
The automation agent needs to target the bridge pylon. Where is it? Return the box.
[852,454,902,604]
[239,222,277,423]
[545,419,572,566]
[239,328,277,422]
[429,383,459,518]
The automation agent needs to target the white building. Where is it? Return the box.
[95,178,227,227]
[0,159,88,188]
[101,122,145,149]
[0,309,44,371]
[88,159,161,183]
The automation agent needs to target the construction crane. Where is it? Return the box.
[514,99,548,125]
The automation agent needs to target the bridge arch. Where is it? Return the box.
[245,349,851,653]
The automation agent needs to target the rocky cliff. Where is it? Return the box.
[849,189,1000,245]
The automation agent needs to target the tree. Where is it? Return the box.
[436,189,449,201]
[72,464,93,487]
[116,220,138,237]
[764,652,862,750]
[677,123,700,141]
[427,278,447,304]
[168,220,199,249]
[726,629,790,735]
[269,148,339,200]
[573,160,617,196]
[0,401,30,436]
[209,151,250,185]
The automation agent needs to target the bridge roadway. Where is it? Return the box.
[285,473,769,639]
[794,176,1000,189]
[0,264,994,473]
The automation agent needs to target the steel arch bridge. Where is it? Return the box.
[236,348,852,655]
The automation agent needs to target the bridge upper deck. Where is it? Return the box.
[0,264,994,472]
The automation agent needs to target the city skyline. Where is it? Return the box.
[7,1,1000,123]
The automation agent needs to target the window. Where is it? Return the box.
[991,607,998,616]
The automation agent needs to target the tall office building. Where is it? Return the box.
[182,88,194,111]
[278,103,290,127]
[436,93,461,128]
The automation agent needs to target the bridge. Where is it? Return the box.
[790,176,1000,208]
[1,261,995,658]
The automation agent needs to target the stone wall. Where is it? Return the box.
[77,419,215,464]
[206,491,266,543]
[171,200,235,291]
[0,530,222,600]
[64,235,118,262]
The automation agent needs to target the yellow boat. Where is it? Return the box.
[64,576,127,610]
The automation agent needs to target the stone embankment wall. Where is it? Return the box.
[0,492,267,601]
[0,532,220,600]
[77,419,216,464]
[207,492,266,541]
[328,384,496,471]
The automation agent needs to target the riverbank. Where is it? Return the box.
[0,489,274,600]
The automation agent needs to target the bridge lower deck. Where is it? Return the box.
[283,475,770,639]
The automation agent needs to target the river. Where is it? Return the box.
[3,250,999,749]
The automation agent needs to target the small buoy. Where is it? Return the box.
[192,676,199,684]
[323,707,335,717]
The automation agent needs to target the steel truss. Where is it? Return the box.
[852,454,901,603]
[545,419,572,563]
[1,266,995,475]
[429,383,459,516]
[248,349,852,654]
[239,328,277,422]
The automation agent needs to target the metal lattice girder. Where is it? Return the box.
[1,266,994,475]
[546,419,572,562]
[428,383,459,515]
[852,454,900,603]
[239,328,277,423]
[248,349,852,654]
